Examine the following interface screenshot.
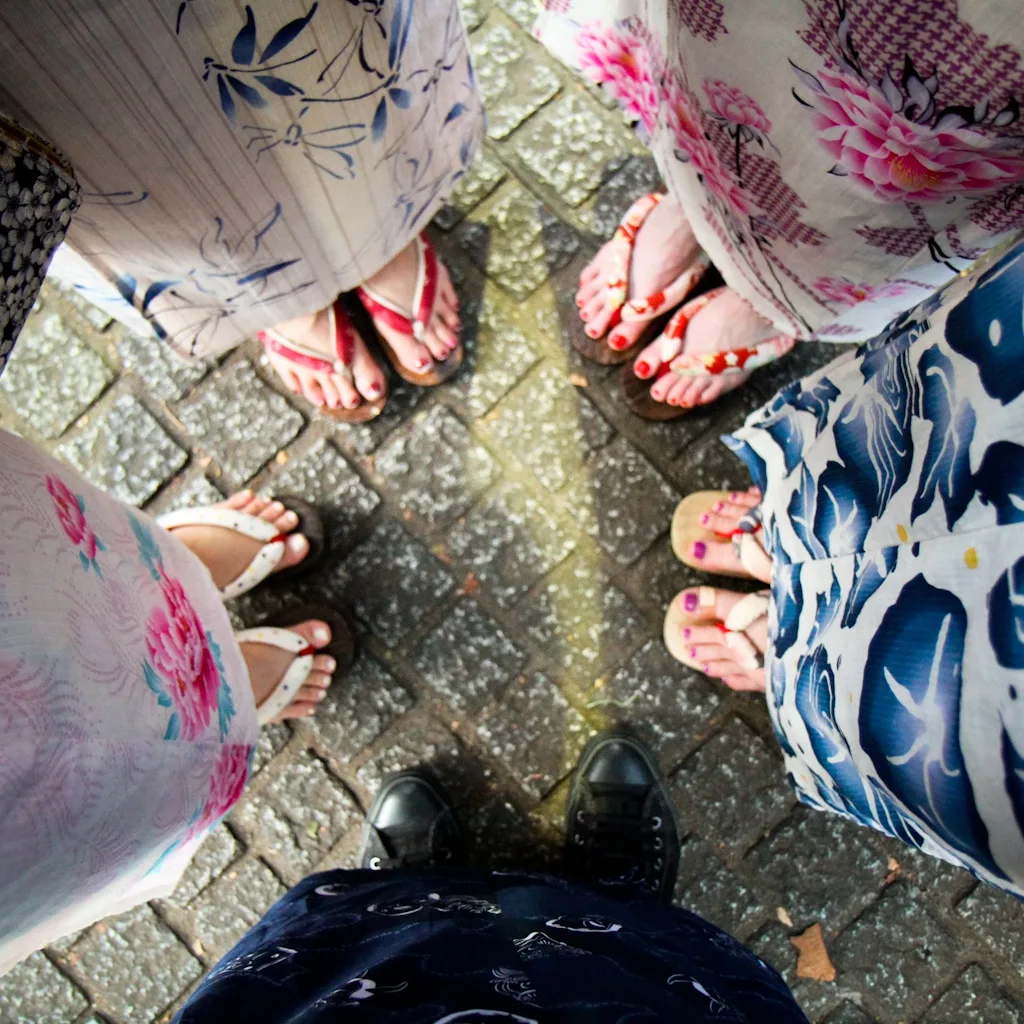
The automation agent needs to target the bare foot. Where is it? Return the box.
[265,305,386,411]
[670,587,767,692]
[362,240,461,374]
[632,289,784,409]
[688,488,767,579]
[168,490,309,590]
[240,618,336,721]
[577,194,702,352]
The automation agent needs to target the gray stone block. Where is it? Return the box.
[956,883,1024,973]
[250,721,291,775]
[118,327,209,401]
[922,965,1022,1024]
[373,405,499,529]
[477,671,593,800]
[435,149,508,230]
[147,469,224,514]
[311,652,415,764]
[165,824,241,909]
[412,598,526,714]
[71,905,202,1022]
[189,857,286,958]
[674,839,770,939]
[176,360,304,488]
[356,718,463,796]
[57,394,187,505]
[0,951,88,1024]
[585,155,664,238]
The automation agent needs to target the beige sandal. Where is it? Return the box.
[663,585,768,674]
[670,490,771,581]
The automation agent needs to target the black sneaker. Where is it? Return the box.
[564,732,680,901]
[359,769,467,870]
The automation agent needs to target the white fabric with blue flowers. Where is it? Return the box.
[727,241,1024,897]
[0,0,482,358]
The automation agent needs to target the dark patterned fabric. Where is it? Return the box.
[175,869,808,1023]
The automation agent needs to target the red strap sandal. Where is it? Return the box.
[356,234,463,387]
[257,298,386,423]
[573,192,711,366]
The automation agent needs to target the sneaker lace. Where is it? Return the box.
[574,801,664,888]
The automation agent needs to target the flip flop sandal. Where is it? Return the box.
[663,586,768,675]
[258,298,387,423]
[158,496,326,601]
[356,234,463,387]
[621,287,797,420]
[238,605,356,726]
[573,192,711,366]
[670,491,771,580]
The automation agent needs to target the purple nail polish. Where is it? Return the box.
[713,501,724,512]
[683,591,698,612]
[682,627,691,639]
[702,661,711,673]
[699,513,710,526]
[729,491,738,500]
[693,540,707,560]
[689,645,697,658]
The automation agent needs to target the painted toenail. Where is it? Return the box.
[368,382,381,395]
[730,491,739,500]
[702,662,711,673]
[713,501,724,512]
[693,541,707,560]
[581,311,589,321]
[699,513,710,525]
[314,626,330,643]
[636,361,650,377]
[683,591,698,612]
[682,627,691,639]
[689,646,697,658]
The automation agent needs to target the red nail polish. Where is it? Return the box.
[610,335,625,350]
[581,311,590,321]
[368,382,381,395]
[636,361,650,377]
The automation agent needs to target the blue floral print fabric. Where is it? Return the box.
[0,1,482,358]
[174,869,808,1023]
[726,239,1024,898]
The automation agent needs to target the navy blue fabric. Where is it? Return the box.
[174,869,807,1023]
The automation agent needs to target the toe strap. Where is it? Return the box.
[722,591,769,670]
[158,506,287,600]
[235,626,315,726]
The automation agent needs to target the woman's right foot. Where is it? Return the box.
[684,488,766,578]
[576,193,703,354]
[264,304,386,412]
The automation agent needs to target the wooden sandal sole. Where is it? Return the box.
[670,490,755,578]
[378,334,464,387]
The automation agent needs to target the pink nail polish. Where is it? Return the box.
[682,627,691,639]
[699,513,710,526]
[702,661,711,673]
[683,591,698,612]
[713,501,724,512]
[692,540,707,560]
[689,646,697,658]
[729,491,739,500]
[417,358,431,370]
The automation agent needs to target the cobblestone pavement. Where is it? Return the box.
[2,6,1024,1024]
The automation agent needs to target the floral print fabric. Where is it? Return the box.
[536,1,1024,342]
[726,240,1024,897]
[0,432,256,974]
[0,0,481,358]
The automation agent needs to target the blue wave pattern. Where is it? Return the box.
[727,240,1024,898]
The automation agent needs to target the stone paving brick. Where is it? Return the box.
[117,326,209,401]
[832,884,958,1020]
[147,468,224,514]
[57,394,187,505]
[329,519,456,643]
[330,377,427,457]
[471,21,561,140]
[436,148,508,230]
[514,93,634,207]
[311,652,415,765]
[70,905,202,1022]
[593,640,721,767]
[373,405,499,528]
[494,0,535,31]
[749,923,842,1023]
[671,718,795,856]
[0,951,88,1024]
[585,155,663,237]
[823,1002,877,1024]
[250,721,291,775]
[189,857,286,958]
[446,292,541,418]
[0,310,114,438]
[413,597,526,715]
[922,965,1022,1023]
[455,183,579,299]
[267,438,380,552]
[675,839,769,939]
[563,436,679,565]
[483,364,614,491]
[516,555,648,680]
[744,810,887,939]
[165,824,241,909]
[356,716,464,796]
[477,671,594,800]
[236,753,361,884]
[956,883,1024,973]
[447,479,576,607]
[176,360,303,489]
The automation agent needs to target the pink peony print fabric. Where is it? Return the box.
[535,0,1024,342]
[0,432,256,975]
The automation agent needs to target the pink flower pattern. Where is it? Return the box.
[704,78,771,134]
[576,23,659,133]
[187,744,252,838]
[813,276,872,309]
[145,573,222,741]
[46,474,103,572]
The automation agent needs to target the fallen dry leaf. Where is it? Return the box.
[568,372,589,388]
[459,572,481,596]
[790,923,836,983]
[776,906,793,928]
[430,543,454,565]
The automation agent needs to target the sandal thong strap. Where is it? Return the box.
[722,592,769,670]
[669,331,797,378]
[258,300,356,382]
[158,507,287,601]
[606,192,710,329]
[357,234,437,342]
[235,626,315,726]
